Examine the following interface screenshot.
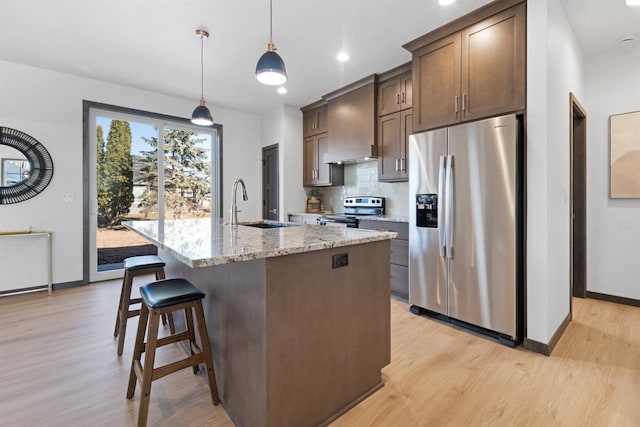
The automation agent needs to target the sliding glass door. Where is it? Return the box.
[88,107,220,282]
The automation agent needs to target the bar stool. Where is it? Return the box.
[127,278,219,427]
[114,255,175,356]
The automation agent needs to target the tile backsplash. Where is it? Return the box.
[310,160,409,218]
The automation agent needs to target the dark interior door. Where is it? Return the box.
[571,95,587,298]
[262,144,279,220]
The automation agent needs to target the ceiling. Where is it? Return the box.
[0,0,638,116]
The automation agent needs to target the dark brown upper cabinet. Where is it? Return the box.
[324,75,377,164]
[376,62,413,182]
[405,0,525,132]
[301,101,343,187]
[303,133,343,187]
[377,109,412,182]
[378,70,412,117]
[302,102,328,138]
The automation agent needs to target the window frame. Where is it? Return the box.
[82,100,223,284]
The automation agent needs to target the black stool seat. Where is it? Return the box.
[123,255,166,271]
[140,278,205,309]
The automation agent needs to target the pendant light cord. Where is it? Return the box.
[269,0,273,44]
[200,35,204,101]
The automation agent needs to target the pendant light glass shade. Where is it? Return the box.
[191,29,213,126]
[256,0,287,85]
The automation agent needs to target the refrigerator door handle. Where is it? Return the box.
[445,155,454,258]
[438,155,446,258]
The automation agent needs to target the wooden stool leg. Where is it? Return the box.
[137,310,161,427]
[194,300,219,405]
[127,303,149,399]
[114,273,127,337]
[117,271,134,356]
[155,268,176,335]
[184,306,198,374]
[167,312,176,335]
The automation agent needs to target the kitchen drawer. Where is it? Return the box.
[358,220,408,240]
[391,239,408,267]
[390,264,409,298]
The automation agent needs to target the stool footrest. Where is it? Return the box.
[153,354,205,382]
[126,309,141,319]
[155,331,190,348]
[130,297,142,305]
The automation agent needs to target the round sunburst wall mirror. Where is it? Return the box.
[0,127,54,204]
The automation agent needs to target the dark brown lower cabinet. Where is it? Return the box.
[359,219,409,299]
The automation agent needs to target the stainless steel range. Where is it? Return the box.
[319,197,385,228]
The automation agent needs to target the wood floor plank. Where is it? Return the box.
[1,280,640,426]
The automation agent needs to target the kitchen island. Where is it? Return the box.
[124,218,396,427]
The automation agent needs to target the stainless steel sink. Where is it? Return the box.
[239,221,299,229]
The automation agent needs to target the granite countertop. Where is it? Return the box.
[123,218,397,268]
[288,212,409,223]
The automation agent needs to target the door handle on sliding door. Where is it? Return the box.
[438,156,446,258]
[445,155,454,259]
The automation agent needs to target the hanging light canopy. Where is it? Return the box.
[191,29,214,126]
[256,0,287,85]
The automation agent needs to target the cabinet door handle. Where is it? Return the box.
[397,93,400,105]
[401,92,405,103]
[401,158,405,172]
[462,94,466,112]
[455,95,459,113]
[395,158,399,172]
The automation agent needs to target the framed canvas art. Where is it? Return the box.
[610,110,640,198]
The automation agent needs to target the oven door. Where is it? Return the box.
[318,218,348,228]
[318,216,356,228]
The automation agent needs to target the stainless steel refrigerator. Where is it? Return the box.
[408,114,521,344]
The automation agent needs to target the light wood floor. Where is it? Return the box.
[1,280,639,427]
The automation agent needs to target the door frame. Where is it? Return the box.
[569,93,587,303]
[261,144,279,220]
[82,100,222,284]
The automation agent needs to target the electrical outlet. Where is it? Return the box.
[61,193,74,203]
[332,253,348,269]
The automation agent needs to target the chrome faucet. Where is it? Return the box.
[230,178,248,226]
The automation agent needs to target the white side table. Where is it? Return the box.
[0,231,53,295]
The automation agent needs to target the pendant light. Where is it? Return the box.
[255,0,287,85]
[191,29,214,126]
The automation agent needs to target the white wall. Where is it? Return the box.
[0,60,262,285]
[260,104,306,221]
[585,45,640,299]
[526,0,584,344]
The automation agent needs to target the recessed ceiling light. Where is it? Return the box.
[337,52,350,62]
[277,87,287,94]
[626,0,640,6]
[439,0,456,5]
